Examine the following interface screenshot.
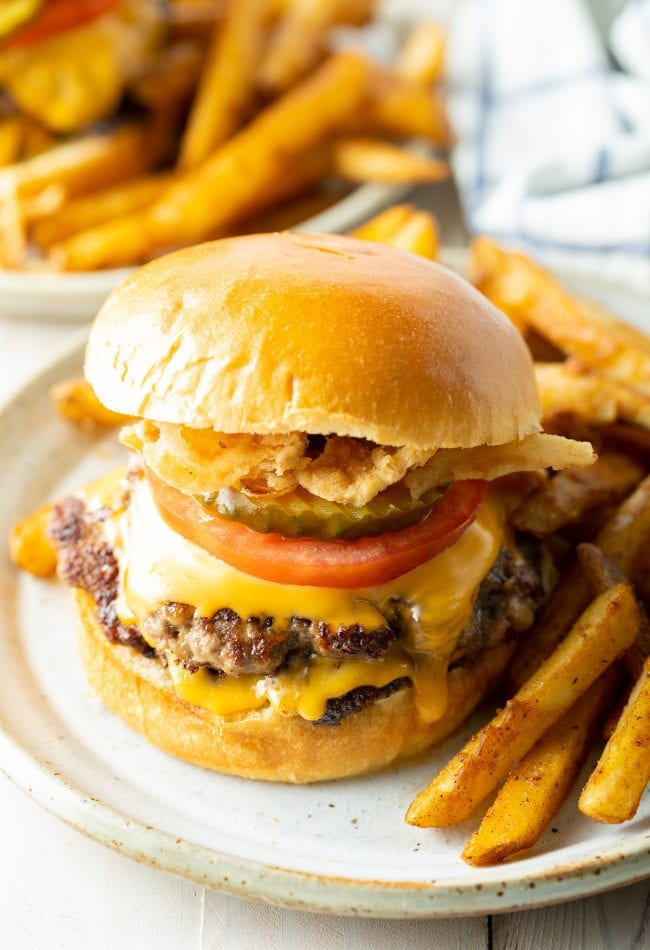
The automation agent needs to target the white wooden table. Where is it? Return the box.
[1,183,649,947]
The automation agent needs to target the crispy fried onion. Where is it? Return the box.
[120,422,310,495]
[404,433,596,498]
[296,438,432,505]
[121,423,596,507]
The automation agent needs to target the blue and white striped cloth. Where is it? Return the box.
[446,0,650,293]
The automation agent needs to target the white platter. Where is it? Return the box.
[0,182,409,323]
[0,259,649,918]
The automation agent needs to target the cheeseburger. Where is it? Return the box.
[0,0,163,133]
[46,233,594,782]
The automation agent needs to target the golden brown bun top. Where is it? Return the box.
[86,232,541,448]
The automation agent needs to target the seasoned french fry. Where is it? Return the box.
[32,174,173,251]
[330,138,448,184]
[534,363,618,427]
[0,121,168,208]
[358,68,451,146]
[49,379,132,429]
[506,560,588,690]
[179,0,269,168]
[470,238,650,391]
[0,178,26,268]
[512,452,644,537]
[351,204,414,242]
[510,475,650,689]
[462,668,621,866]
[0,117,24,168]
[577,542,627,594]
[129,40,205,109]
[397,21,446,85]
[406,584,639,827]
[8,503,57,577]
[603,376,650,429]
[595,474,650,585]
[50,52,371,270]
[259,0,376,94]
[352,206,440,260]
[580,657,650,823]
[382,210,439,260]
[603,422,650,457]
[168,0,226,36]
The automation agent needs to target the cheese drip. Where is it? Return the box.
[92,474,504,723]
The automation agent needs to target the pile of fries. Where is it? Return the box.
[0,0,449,270]
[407,237,650,865]
[12,202,650,866]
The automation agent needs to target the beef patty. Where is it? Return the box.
[50,495,549,679]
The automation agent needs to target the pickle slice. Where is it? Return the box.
[197,484,445,540]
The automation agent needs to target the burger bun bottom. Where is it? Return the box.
[74,589,513,783]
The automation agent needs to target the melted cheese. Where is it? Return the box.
[92,474,504,723]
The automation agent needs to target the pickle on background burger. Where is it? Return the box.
[47,232,594,782]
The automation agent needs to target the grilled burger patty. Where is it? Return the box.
[50,495,549,722]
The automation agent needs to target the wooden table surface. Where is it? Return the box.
[1,183,648,948]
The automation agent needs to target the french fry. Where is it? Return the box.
[351,206,440,260]
[0,117,25,168]
[50,52,371,270]
[577,542,627,594]
[49,379,132,430]
[32,174,174,251]
[406,584,639,827]
[579,657,650,823]
[470,238,650,391]
[179,0,269,168]
[380,210,439,260]
[512,452,644,537]
[506,561,588,691]
[0,178,26,268]
[0,121,168,208]
[8,503,57,577]
[396,22,446,85]
[602,422,650,458]
[236,186,341,234]
[595,474,650,587]
[350,204,415,243]
[330,138,448,185]
[129,41,205,110]
[358,68,451,146]
[603,376,650,429]
[168,0,226,36]
[462,668,621,866]
[534,363,618,427]
[258,0,376,94]
[510,475,650,688]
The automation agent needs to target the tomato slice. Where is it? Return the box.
[146,469,487,588]
[2,0,118,49]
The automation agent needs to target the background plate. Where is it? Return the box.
[0,255,649,917]
[0,182,409,323]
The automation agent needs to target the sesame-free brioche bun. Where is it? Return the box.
[85,232,541,449]
[73,588,514,783]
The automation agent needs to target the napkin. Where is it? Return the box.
[446,0,650,293]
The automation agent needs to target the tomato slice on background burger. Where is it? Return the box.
[146,468,487,589]
[0,0,118,49]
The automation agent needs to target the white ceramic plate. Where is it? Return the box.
[1,258,649,918]
[0,181,410,323]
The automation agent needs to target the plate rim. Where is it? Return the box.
[0,180,411,323]
[1,261,649,917]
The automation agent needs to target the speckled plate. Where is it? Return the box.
[0,258,649,917]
